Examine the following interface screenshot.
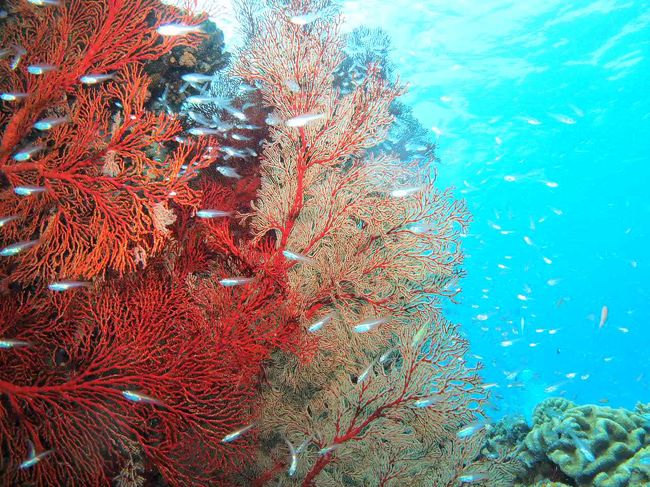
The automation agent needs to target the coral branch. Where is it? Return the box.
[0,266,256,486]
[0,0,214,283]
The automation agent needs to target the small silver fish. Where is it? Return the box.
[27,63,57,75]
[14,185,46,196]
[411,324,428,347]
[284,435,311,476]
[284,79,301,92]
[289,12,320,26]
[122,390,162,405]
[10,44,26,70]
[238,84,257,93]
[216,122,234,133]
[156,23,204,36]
[215,166,241,179]
[0,9,7,18]
[1,92,27,101]
[357,361,375,383]
[221,146,249,160]
[353,316,389,333]
[284,436,311,477]
[599,305,608,329]
[413,395,440,408]
[230,133,251,141]
[0,240,38,256]
[181,73,213,83]
[48,280,91,292]
[0,338,30,349]
[379,348,396,364]
[34,115,69,131]
[308,312,334,333]
[221,423,255,443]
[219,277,254,287]
[318,444,340,456]
[285,113,325,128]
[225,106,247,121]
[390,186,424,198]
[0,215,18,227]
[27,0,60,5]
[458,473,488,483]
[457,420,487,439]
[188,127,219,136]
[12,144,44,161]
[186,95,223,105]
[265,113,281,126]
[79,73,115,84]
[187,111,212,126]
[285,439,298,476]
[19,441,52,470]
[282,249,313,263]
[567,430,595,462]
[196,209,232,218]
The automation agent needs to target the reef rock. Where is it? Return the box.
[518,398,650,486]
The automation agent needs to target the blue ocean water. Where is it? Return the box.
[340,0,650,418]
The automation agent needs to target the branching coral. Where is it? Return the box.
[0,265,256,486]
[0,1,287,484]
[0,218,313,486]
[0,0,213,284]
[231,0,489,484]
[0,0,500,485]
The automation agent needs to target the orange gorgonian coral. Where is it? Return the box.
[0,0,215,284]
[0,265,258,486]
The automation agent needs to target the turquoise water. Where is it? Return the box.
[335,0,650,417]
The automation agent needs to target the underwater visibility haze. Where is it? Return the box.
[0,0,648,486]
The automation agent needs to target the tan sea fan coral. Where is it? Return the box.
[231,0,496,484]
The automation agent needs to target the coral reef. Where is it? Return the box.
[0,0,499,485]
[483,414,530,460]
[487,398,650,487]
[0,1,287,484]
[0,265,259,485]
[230,0,509,485]
[523,400,650,486]
[635,402,650,416]
[146,19,231,113]
[0,0,213,284]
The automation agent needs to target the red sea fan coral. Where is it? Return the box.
[0,266,257,486]
[0,0,214,284]
[0,0,315,485]
[0,0,203,154]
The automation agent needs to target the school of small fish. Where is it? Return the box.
[1,1,644,481]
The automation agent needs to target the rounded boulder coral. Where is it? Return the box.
[519,398,650,487]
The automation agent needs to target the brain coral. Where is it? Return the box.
[519,398,650,487]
